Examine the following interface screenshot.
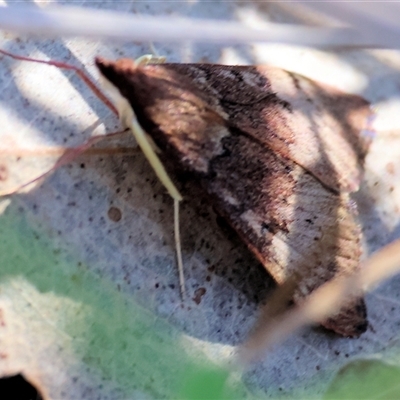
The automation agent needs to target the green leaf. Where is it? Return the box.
[0,202,246,398]
[324,360,400,400]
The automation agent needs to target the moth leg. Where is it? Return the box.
[141,42,167,65]
[135,54,166,66]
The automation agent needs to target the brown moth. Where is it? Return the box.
[95,57,373,337]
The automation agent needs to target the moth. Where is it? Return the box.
[94,57,373,337]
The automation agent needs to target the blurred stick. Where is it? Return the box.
[0,4,392,48]
[299,1,400,48]
[239,239,400,364]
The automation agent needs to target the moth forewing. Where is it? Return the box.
[263,66,372,192]
[96,58,372,337]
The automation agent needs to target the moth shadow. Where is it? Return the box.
[98,151,278,345]
[179,176,275,297]
[4,133,276,347]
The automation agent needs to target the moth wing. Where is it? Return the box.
[169,63,373,193]
[205,133,367,336]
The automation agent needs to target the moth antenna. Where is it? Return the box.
[97,56,186,297]
[128,114,185,297]
[129,114,182,201]
[174,198,186,299]
[0,48,118,116]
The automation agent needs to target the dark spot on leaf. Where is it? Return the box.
[108,207,122,222]
[192,287,207,305]
[193,287,206,305]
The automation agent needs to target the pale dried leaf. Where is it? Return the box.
[0,1,400,399]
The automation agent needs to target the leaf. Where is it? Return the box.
[0,200,246,399]
[324,360,400,400]
[0,1,400,399]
